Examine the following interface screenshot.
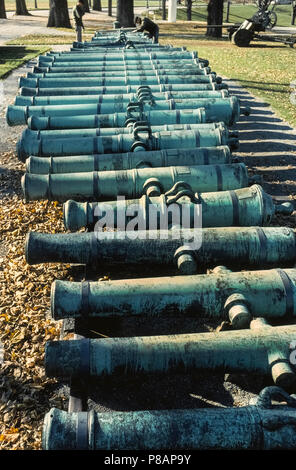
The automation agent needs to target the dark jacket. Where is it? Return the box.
[137,17,159,35]
[73,4,85,28]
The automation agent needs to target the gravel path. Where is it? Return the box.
[272,26,296,35]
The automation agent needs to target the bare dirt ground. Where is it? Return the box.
[0,35,296,448]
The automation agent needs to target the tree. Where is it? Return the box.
[15,0,30,15]
[206,0,223,38]
[116,0,134,27]
[0,0,6,18]
[162,0,166,20]
[93,0,102,11]
[186,0,192,20]
[108,0,112,16]
[47,0,71,28]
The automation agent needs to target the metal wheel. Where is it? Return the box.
[232,29,253,47]
[266,11,277,29]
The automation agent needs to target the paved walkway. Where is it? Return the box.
[0,6,155,45]
[0,13,70,45]
[0,9,116,45]
[272,25,296,34]
[0,18,72,45]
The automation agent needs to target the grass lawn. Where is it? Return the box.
[158,23,296,127]
[153,4,295,27]
[0,46,50,79]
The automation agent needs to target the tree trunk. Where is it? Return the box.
[116,0,134,27]
[15,0,30,15]
[187,0,192,20]
[47,0,71,28]
[81,0,90,12]
[108,0,112,16]
[206,0,223,38]
[0,0,6,18]
[93,0,101,11]
[162,0,166,20]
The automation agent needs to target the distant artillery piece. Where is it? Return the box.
[228,0,296,47]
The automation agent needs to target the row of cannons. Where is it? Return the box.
[8,29,296,450]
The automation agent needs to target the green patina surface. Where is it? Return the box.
[25,226,295,269]
[16,89,227,107]
[51,268,296,320]
[17,127,236,163]
[63,186,276,231]
[25,147,231,174]
[44,324,296,387]
[21,162,247,201]
[43,396,296,450]
[7,96,240,127]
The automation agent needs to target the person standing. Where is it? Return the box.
[73,1,85,43]
[133,16,159,44]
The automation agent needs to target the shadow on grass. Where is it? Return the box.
[232,79,291,86]
[0,45,47,79]
[0,46,37,62]
[248,42,292,49]
[228,78,290,94]
[236,83,289,93]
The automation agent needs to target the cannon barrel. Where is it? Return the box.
[17,127,239,160]
[44,323,296,388]
[70,43,181,49]
[16,90,228,108]
[26,109,239,132]
[25,227,296,270]
[19,83,228,97]
[36,59,210,71]
[20,122,232,142]
[32,63,209,74]
[72,44,181,49]
[40,48,200,54]
[50,53,210,67]
[63,185,281,231]
[21,163,248,201]
[7,96,239,126]
[72,42,169,47]
[43,387,296,450]
[26,146,232,174]
[26,109,209,130]
[37,51,198,63]
[71,42,164,48]
[17,75,219,93]
[38,55,208,66]
[50,268,296,321]
[27,67,212,79]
